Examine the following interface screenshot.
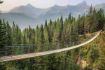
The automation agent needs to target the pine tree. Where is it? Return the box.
[6,21,12,46]
[0,19,7,56]
[40,25,45,51]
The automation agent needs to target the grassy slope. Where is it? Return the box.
[79,31,105,69]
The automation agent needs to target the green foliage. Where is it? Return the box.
[0,7,105,70]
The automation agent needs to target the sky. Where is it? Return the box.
[0,0,105,11]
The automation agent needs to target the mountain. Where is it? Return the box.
[40,1,89,20]
[10,4,48,18]
[0,13,38,29]
[0,1,104,29]
[95,3,105,11]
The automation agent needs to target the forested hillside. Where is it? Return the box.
[0,7,105,70]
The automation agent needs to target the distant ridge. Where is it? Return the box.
[0,1,105,29]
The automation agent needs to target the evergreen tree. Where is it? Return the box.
[0,19,7,56]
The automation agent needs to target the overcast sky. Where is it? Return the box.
[0,0,105,11]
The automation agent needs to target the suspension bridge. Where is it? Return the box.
[0,31,101,62]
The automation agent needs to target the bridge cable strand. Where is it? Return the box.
[0,31,101,62]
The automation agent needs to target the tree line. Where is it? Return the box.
[0,7,105,70]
